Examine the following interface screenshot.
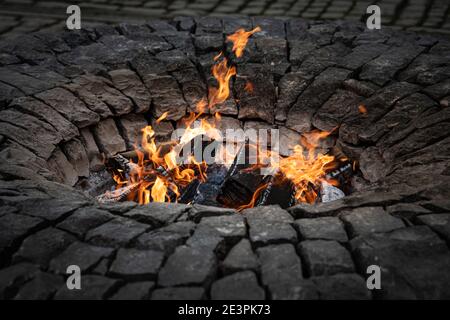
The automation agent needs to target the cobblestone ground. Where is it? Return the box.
[0,0,450,39]
[0,17,450,299]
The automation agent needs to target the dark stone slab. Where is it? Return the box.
[295,217,348,242]
[299,240,354,276]
[34,87,100,128]
[341,207,405,238]
[312,273,370,300]
[0,213,45,258]
[151,287,205,300]
[257,244,303,299]
[13,271,63,300]
[57,207,114,238]
[109,248,164,280]
[187,205,235,223]
[0,262,40,299]
[222,239,259,274]
[109,281,154,300]
[13,228,76,267]
[93,118,127,156]
[211,271,265,300]
[158,245,217,287]
[86,218,149,247]
[124,203,189,227]
[416,214,450,242]
[109,69,151,113]
[350,226,450,299]
[54,275,120,300]
[49,241,114,274]
[199,215,246,241]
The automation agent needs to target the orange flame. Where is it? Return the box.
[244,81,254,93]
[156,112,168,123]
[358,104,368,115]
[226,26,261,58]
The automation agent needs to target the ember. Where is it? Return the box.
[102,26,350,210]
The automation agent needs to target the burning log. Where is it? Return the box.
[255,173,297,208]
[96,182,140,204]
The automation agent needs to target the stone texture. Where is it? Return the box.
[299,240,354,276]
[222,239,259,274]
[295,217,348,242]
[245,206,297,246]
[49,242,114,274]
[158,245,217,287]
[86,218,149,247]
[416,214,450,242]
[351,226,450,299]
[151,287,205,300]
[312,273,370,300]
[57,207,114,238]
[211,271,265,300]
[257,244,303,299]
[117,113,148,149]
[93,118,127,156]
[199,214,246,241]
[109,248,164,280]
[110,282,154,300]
[341,207,405,238]
[54,275,120,300]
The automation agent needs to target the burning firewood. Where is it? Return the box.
[96,182,141,204]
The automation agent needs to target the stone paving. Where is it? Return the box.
[0,17,450,299]
[0,0,450,39]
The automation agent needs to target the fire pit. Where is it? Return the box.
[0,17,450,300]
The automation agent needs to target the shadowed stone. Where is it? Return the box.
[222,239,259,274]
[350,226,450,299]
[93,118,127,156]
[49,242,114,274]
[341,207,405,238]
[110,282,154,300]
[13,272,63,300]
[211,271,265,300]
[0,263,40,299]
[158,245,217,287]
[47,147,78,186]
[299,240,354,276]
[295,217,348,242]
[62,139,89,178]
[124,202,189,227]
[57,207,114,238]
[151,287,205,300]
[199,215,246,241]
[35,87,100,128]
[86,218,149,247]
[54,275,120,300]
[257,244,303,299]
[13,228,76,267]
[109,248,164,280]
[312,274,370,300]
[416,214,450,242]
[117,114,148,149]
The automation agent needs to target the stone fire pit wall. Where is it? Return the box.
[1,17,450,300]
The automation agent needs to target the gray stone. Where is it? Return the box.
[350,226,450,299]
[108,69,151,113]
[295,217,348,242]
[57,207,114,238]
[109,248,164,280]
[151,287,205,300]
[245,206,297,246]
[211,271,265,300]
[257,244,303,299]
[158,245,217,287]
[136,230,186,256]
[86,217,149,247]
[222,239,259,274]
[47,147,78,186]
[0,213,45,256]
[35,87,100,128]
[13,228,76,267]
[188,205,235,223]
[416,214,450,242]
[117,113,148,149]
[80,127,104,172]
[54,275,120,300]
[0,263,40,299]
[49,242,114,274]
[185,224,226,254]
[124,202,189,227]
[386,203,431,219]
[110,282,155,300]
[299,240,354,276]
[93,118,127,156]
[341,207,405,238]
[13,272,63,300]
[199,215,246,241]
[312,274,371,300]
[62,139,89,178]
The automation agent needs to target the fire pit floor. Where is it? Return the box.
[1,17,450,300]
